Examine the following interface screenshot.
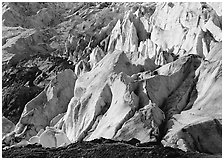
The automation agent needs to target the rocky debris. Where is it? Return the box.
[2,140,220,158]
[13,69,76,141]
[2,117,16,138]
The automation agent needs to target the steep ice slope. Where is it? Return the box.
[62,51,141,142]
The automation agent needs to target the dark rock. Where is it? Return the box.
[2,140,220,158]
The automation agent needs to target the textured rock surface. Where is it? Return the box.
[2,2,222,157]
